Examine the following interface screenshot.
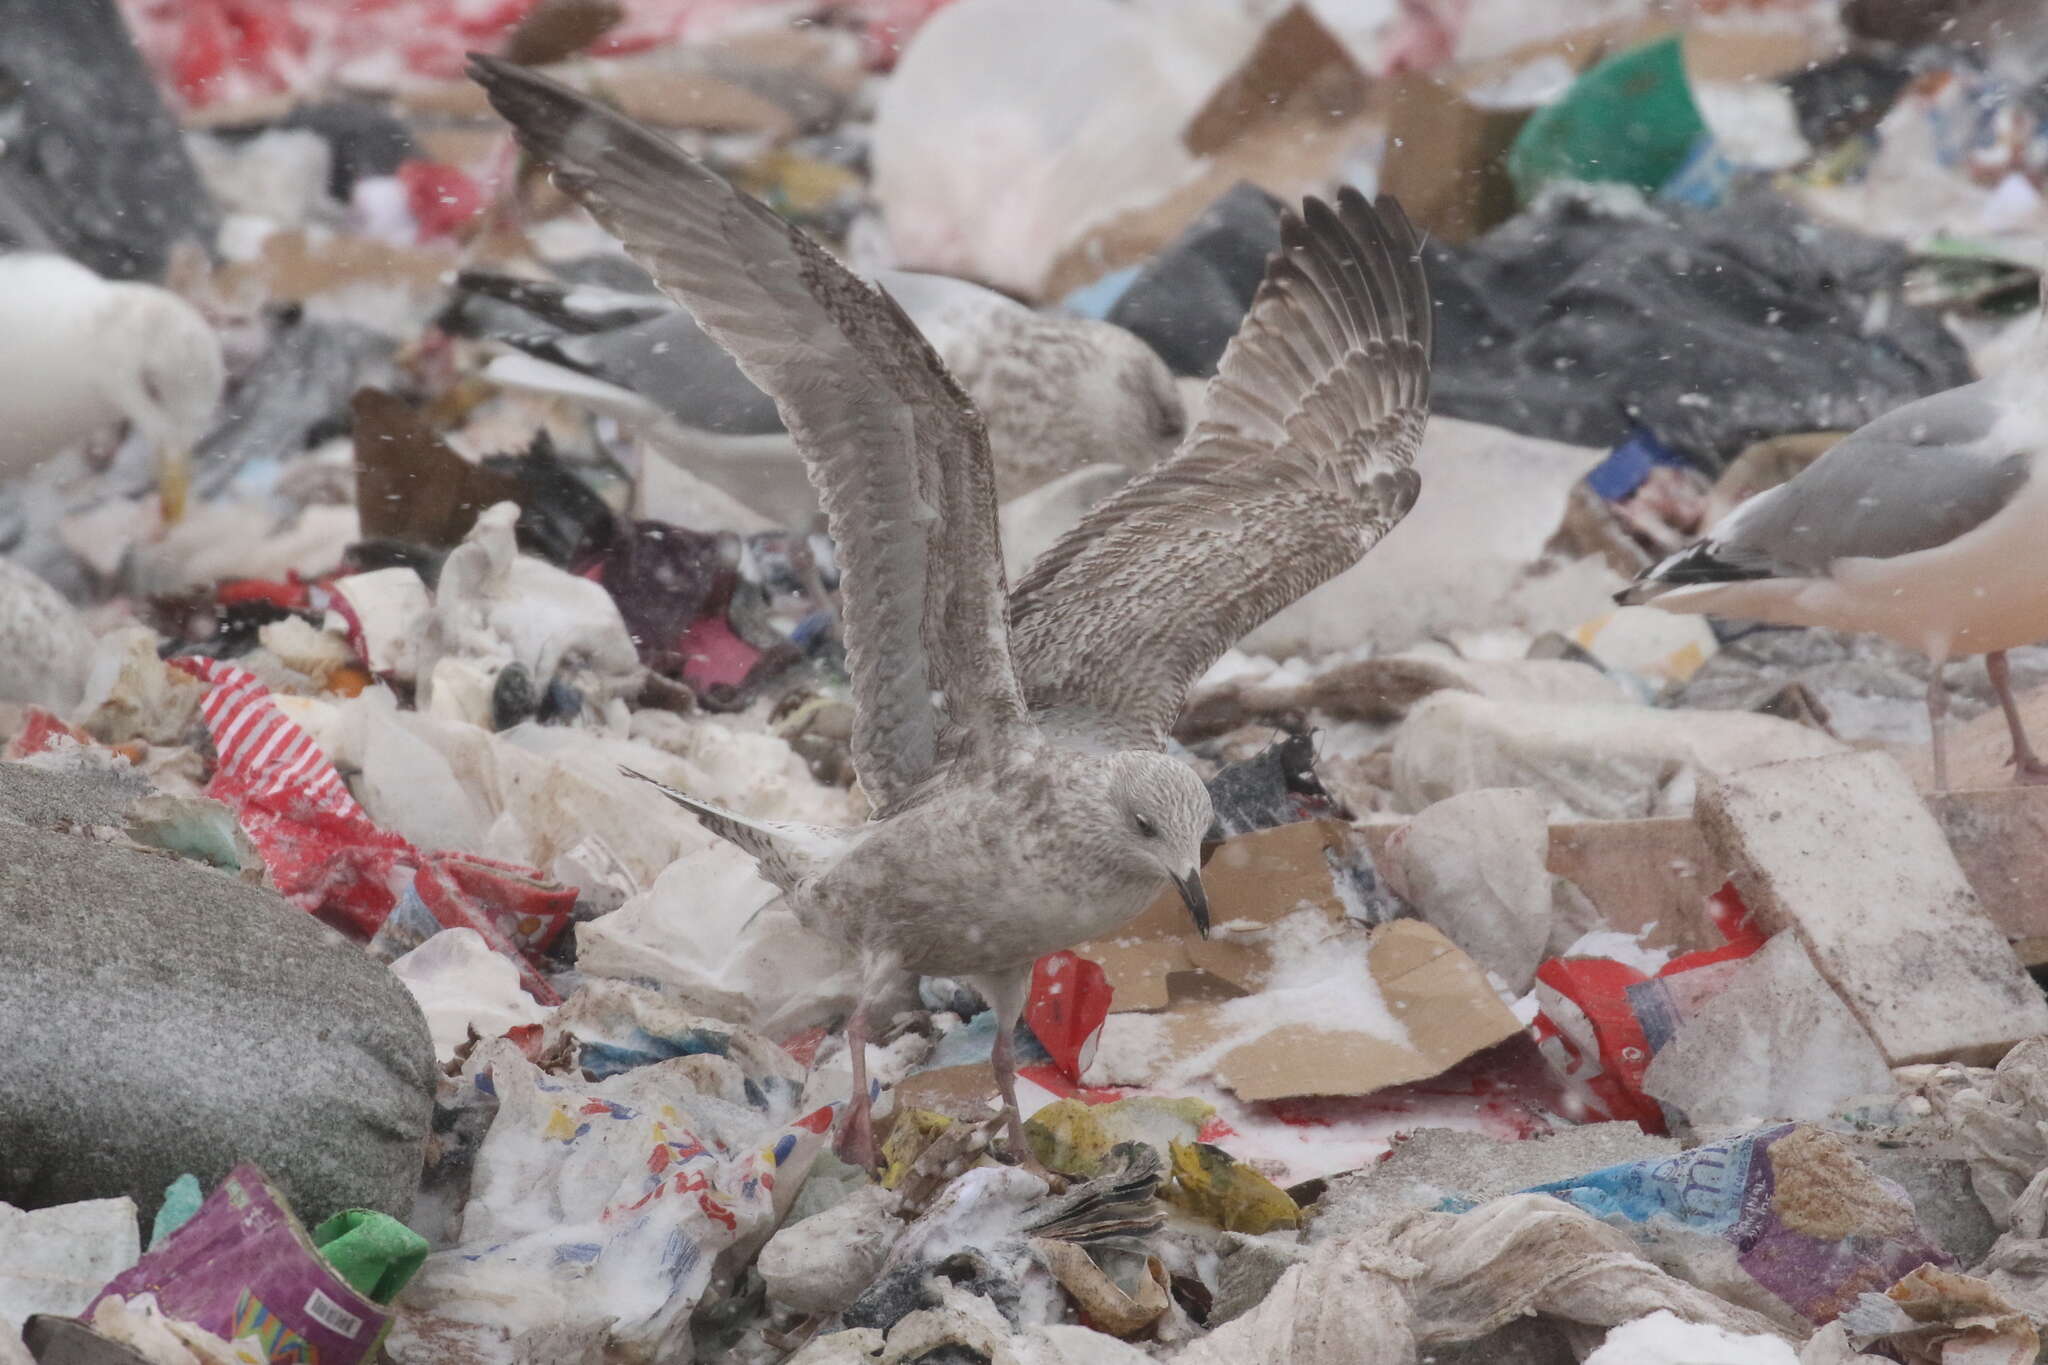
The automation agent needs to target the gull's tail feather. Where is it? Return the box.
[455,270,586,332]
[454,268,667,335]
[496,329,594,374]
[619,766,843,893]
[1618,539,1774,607]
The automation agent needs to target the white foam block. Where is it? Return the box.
[1697,750,2048,1066]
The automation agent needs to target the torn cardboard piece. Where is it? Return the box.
[351,388,524,548]
[219,229,455,303]
[1928,786,2048,947]
[1040,4,1375,302]
[1372,794,2048,963]
[1544,817,1723,952]
[1072,819,1523,1104]
[394,33,861,137]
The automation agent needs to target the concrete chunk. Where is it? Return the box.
[1696,751,2048,1066]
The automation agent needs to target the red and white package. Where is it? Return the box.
[171,658,573,1003]
[1532,884,1767,1133]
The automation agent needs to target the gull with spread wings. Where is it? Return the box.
[470,55,1433,1173]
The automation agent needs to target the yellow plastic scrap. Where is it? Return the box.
[735,152,862,217]
[1025,1095,1214,1178]
[880,1109,958,1190]
[1164,1139,1300,1235]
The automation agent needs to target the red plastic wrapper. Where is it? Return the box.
[171,658,571,1003]
[1532,884,1768,1133]
[677,613,762,692]
[396,158,483,239]
[121,0,893,108]
[4,708,98,760]
[215,575,316,611]
[1023,950,1112,1084]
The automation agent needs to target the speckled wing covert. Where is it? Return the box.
[1007,190,1433,747]
[470,55,1028,815]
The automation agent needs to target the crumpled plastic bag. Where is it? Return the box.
[1839,1265,2040,1365]
[391,1035,834,1364]
[1925,1036,2048,1230]
[1642,933,1895,1130]
[390,929,553,1066]
[1533,884,1767,1131]
[416,502,641,720]
[1177,1193,1789,1365]
[73,626,206,746]
[575,840,857,1031]
[871,0,1220,298]
[0,1197,140,1333]
[1382,787,1553,993]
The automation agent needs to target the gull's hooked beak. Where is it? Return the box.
[1172,868,1209,940]
[158,447,192,526]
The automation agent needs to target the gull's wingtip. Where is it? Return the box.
[465,51,586,136]
[464,51,510,90]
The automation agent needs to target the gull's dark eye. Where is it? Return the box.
[1134,814,1157,838]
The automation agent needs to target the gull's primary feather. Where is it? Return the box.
[1006,189,1434,747]
[473,55,1028,818]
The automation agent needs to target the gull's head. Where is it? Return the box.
[98,283,227,523]
[1105,751,1213,939]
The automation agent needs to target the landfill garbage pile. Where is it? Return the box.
[9,0,2048,1363]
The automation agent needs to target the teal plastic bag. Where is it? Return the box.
[1508,35,1709,203]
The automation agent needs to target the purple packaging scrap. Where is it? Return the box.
[88,1164,389,1365]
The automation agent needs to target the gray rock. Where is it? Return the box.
[1306,1125,1679,1243]
[0,759,145,831]
[0,766,434,1225]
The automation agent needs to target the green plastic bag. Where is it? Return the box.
[310,1208,430,1305]
[1508,35,1709,203]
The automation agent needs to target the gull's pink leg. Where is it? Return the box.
[832,999,877,1172]
[1928,660,1951,791]
[973,967,1066,1189]
[990,1016,1029,1160]
[1987,651,2048,785]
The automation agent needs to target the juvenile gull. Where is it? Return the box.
[1621,324,2048,789]
[471,55,1434,1169]
[465,260,1191,513]
[0,252,224,520]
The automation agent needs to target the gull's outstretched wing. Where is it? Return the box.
[470,55,1027,813]
[1008,190,1433,748]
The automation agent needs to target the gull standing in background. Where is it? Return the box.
[0,252,224,521]
[470,55,1433,1172]
[464,261,1191,526]
[1621,317,2048,790]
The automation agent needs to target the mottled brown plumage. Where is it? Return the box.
[470,55,1433,1173]
[1010,191,1433,748]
